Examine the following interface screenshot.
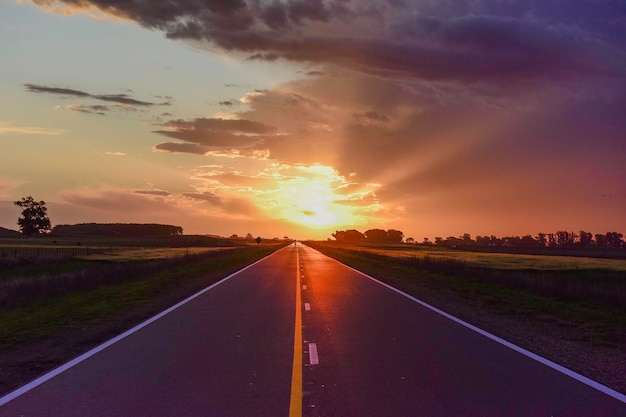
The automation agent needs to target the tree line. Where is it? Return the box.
[332,228,625,250]
[430,231,624,249]
[332,229,404,243]
[51,223,184,237]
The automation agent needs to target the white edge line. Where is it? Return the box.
[325,253,626,404]
[308,343,319,365]
[0,247,286,407]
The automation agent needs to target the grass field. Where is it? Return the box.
[77,246,236,261]
[335,243,626,271]
[0,237,288,350]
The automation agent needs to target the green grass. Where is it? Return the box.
[0,244,286,351]
[337,242,626,271]
[77,246,235,261]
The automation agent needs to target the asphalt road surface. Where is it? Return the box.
[1,243,624,416]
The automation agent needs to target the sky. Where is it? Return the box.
[1,0,625,240]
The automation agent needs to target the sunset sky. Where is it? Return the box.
[1,0,625,240]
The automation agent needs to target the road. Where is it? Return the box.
[1,243,624,416]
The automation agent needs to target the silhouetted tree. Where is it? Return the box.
[51,223,182,237]
[595,233,607,248]
[535,233,547,248]
[605,232,624,249]
[332,229,365,243]
[386,229,404,243]
[578,230,593,247]
[364,229,388,243]
[519,235,536,248]
[461,233,474,246]
[14,196,51,236]
[405,237,415,244]
[440,236,464,247]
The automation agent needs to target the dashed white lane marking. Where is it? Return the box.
[302,285,307,290]
[304,303,311,311]
[308,343,319,365]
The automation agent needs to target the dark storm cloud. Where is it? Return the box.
[25,83,170,107]
[30,1,626,85]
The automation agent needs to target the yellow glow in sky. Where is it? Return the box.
[257,165,362,229]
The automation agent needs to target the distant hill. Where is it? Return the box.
[0,227,21,237]
[51,223,184,238]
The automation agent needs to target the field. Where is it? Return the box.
[0,236,289,394]
[308,242,626,307]
[351,243,626,271]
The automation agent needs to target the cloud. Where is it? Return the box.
[27,1,625,88]
[353,111,389,125]
[63,103,140,115]
[25,83,170,107]
[154,142,210,155]
[183,191,223,205]
[197,172,276,191]
[0,179,23,197]
[153,117,279,154]
[0,122,65,136]
[59,187,181,215]
[219,99,240,106]
[134,190,171,197]
[26,0,626,237]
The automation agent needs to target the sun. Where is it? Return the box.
[257,165,366,230]
[280,179,354,229]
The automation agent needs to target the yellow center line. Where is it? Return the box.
[289,249,303,417]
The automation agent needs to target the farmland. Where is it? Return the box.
[349,243,626,271]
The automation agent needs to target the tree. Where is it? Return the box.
[386,229,404,243]
[364,229,388,243]
[332,229,364,243]
[578,230,593,247]
[14,196,51,236]
[535,233,547,248]
[605,232,624,249]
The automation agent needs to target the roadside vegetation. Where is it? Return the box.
[0,238,285,348]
